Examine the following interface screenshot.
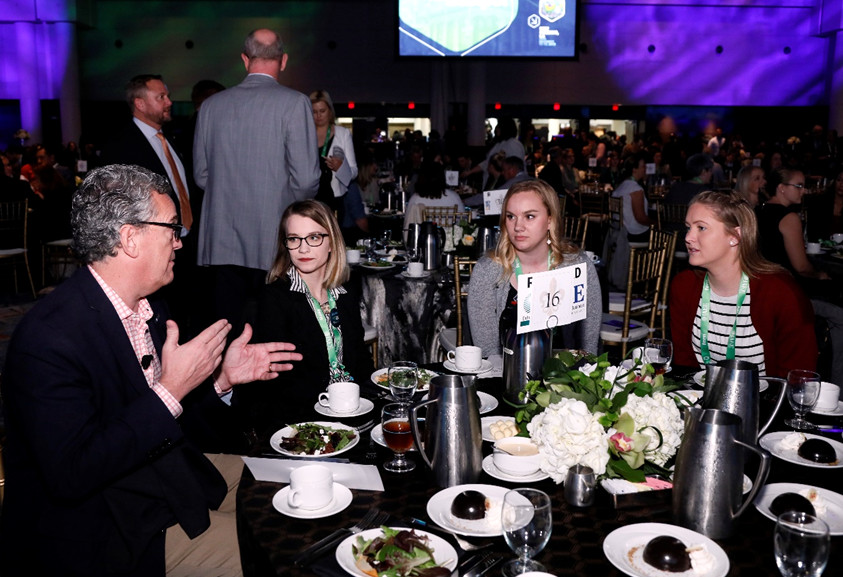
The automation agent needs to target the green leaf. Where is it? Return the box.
[608,458,646,482]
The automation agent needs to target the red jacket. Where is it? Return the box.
[669,269,817,377]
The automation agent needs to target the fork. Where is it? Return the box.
[292,507,381,566]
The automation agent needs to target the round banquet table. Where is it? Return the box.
[236,373,843,577]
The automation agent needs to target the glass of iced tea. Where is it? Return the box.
[381,402,415,473]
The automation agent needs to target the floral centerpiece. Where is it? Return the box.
[443,218,478,257]
[510,350,690,483]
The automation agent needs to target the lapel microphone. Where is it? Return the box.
[141,355,153,370]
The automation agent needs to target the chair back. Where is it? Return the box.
[607,196,623,230]
[578,190,608,217]
[618,245,667,350]
[558,194,567,218]
[423,205,465,227]
[561,216,588,247]
[453,256,477,347]
[0,200,28,250]
[648,230,678,337]
[657,202,688,231]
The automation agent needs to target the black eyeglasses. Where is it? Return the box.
[284,233,329,250]
[783,182,806,190]
[132,221,184,239]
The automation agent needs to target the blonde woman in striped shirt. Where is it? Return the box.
[669,190,817,377]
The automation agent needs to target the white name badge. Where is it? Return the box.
[516,264,588,334]
[483,189,508,215]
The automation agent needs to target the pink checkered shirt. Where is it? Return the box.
[88,265,182,417]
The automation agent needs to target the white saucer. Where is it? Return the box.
[812,401,843,417]
[272,484,353,519]
[313,398,374,418]
[443,359,493,375]
[399,270,432,280]
[482,454,549,483]
[481,415,517,442]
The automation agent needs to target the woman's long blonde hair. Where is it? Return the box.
[491,179,578,279]
[690,190,783,278]
[267,200,349,288]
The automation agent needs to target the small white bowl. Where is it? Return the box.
[493,437,542,476]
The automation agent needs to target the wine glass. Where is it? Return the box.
[644,338,673,375]
[381,403,415,473]
[501,488,553,577]
[785,369,821,430]
[388,361,418,404]
[774,511,830,577]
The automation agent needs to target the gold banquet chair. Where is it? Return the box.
[648,229,678,338]
[422,205,465,227]
[561,216,588,248]
[0,200,36,298]
[437,256,477,356]
[600,245,667,358]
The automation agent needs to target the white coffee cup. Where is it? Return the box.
[832,233,843,244]
[806,242,821,254]
[447,345,483,371]
[407,262,425,277]
[287,465,334,510]
[318,381,360,414]
[816,382,840,411]
[346,249,361,264]
[584,250,600,263]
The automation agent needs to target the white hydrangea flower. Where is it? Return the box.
[528,397,610,482]
[621,392,684,466]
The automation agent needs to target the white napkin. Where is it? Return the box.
[242,457,385,491]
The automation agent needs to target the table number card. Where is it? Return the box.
[516,264,588,334]
[445,170,459,187]
[483,188,508,215]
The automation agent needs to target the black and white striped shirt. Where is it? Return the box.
[692,289,766,374]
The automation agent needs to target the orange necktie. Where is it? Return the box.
[155,132,193,231]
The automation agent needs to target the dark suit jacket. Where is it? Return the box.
[234,277,374,433]
[101,121,199,225]
[0,267,227,576]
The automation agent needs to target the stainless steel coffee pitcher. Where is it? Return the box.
[702,359,787,446]
[419,221,444,271]
[502,328,552,404]
[476,226,500,256]
[672,408,770,538]
[405,223,422,255]
[410,375,483,487]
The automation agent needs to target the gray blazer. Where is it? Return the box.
[194,74,320,271]
[467,251,602,357]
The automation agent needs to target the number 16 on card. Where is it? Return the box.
[516,264,588,334]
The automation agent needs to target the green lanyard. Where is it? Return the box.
[699,272,749,364]
[513,251,553,279]
[320,125,333,158]
[306,289,350,382]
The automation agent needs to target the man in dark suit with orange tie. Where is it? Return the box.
[0,165,301,576]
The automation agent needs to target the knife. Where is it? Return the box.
[464,554,503,577]
[454,551,491,577]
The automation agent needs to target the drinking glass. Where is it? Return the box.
[501,488,553,577]
[774,511,830,577]
[785,370,821,430]
[388,361,418,404]
[381,403,415,473]
[644,338,673,375]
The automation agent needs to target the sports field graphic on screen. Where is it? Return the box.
[398,0,577,58]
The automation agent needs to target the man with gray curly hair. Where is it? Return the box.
[0,164,302,576]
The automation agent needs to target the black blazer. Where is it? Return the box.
[234,277,374,432]
[0,267,227,576]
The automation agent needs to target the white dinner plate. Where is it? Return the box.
[269,421,359,457]
[371,368,439,391]
[399,270,432,280]
[419,391,497,415]
[313,398,374,418]
[359,261,395,271]
[481,454,549,483]
[693,370,769,392]
[758,432,843,469]
[481,415,518,442]
[370,423,418,452]
[335,527,457,577]
[272,483,353,519]
[603,522,729,577]
[426,484,512,537]
[754,482,843,535]
[443,359,494,375]
[812,401,843,417]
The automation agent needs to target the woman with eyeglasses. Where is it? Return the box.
[236,200,373,430]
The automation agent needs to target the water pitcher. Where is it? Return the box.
[673,408,770,538]
[419,221,444,271]
[409,375,483,487]
[502,328,552,404]
[702,359,787,446]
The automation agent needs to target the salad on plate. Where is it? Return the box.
[351,527,452,577]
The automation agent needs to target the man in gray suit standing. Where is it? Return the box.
[194,28,320,327]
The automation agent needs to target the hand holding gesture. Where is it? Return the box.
[215,323,302,392]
